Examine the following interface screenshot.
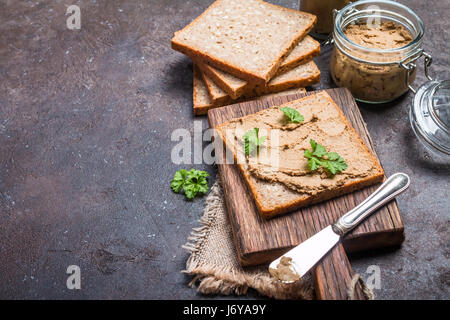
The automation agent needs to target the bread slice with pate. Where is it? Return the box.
[215,91,385,218]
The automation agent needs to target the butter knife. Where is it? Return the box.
[269,173,410,283]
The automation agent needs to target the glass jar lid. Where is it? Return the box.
[410,79,450,158]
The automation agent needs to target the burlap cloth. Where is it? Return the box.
[182,180,313,299]
[182,179,375,300]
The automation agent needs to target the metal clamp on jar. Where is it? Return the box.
[330,0,449,160]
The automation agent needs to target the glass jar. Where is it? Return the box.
[330,0,426,104]
[330,1,449,159]
[410,79,450,159]
[300,0,355,39]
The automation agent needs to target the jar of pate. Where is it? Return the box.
[331,1,449,159]
[330,0,428,104]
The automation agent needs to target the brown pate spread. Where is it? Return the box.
[224,93,379,195]
[331,22,415,102]
[344,22,413,49]
[269,257,301,282]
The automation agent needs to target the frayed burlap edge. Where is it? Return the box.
[181,179,314,300]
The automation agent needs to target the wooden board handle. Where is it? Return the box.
[313,243,366,300]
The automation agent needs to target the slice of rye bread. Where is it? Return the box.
[172,0,316,85]
[195,36,320,99]
[194,65,217,113]
[199,65,231,106]
[215,91,385,218]
[193,65,306,115]
[200,61,320,104]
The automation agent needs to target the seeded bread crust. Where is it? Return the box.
[195,36,320,99]
[172,0,317,85]
[215,91,385,218]
[276,36,321,75]
[193,65,220,112]
[193,68,306,115]
[200,67,232,105]
[198,61,320,105]
[252,61,320,95]
[195,58,248,99]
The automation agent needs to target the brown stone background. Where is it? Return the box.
[0,0,448,299]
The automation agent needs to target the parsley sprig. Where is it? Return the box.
[243,128,267,156]
[304,139,347,175]
[280,107,304,124]
[170,169,209,200]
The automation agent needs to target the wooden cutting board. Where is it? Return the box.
[207,88,405,300]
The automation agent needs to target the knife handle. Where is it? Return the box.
[332,173,410,236]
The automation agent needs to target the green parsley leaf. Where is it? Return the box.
[183,183,199,200]
[243,128,267,156]
[280,107,304,124]
[170,169,188,193]
[170,169,209,200]
[310,139,327,157]
[322,151,347,175]
[258,134,267,146]
[304,139,347,175]
[307,155,323,171]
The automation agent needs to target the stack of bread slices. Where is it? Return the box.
[171,0,320,115]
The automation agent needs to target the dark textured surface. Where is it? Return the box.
[0,0,448,300]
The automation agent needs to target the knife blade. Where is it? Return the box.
[269,173,410,282]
